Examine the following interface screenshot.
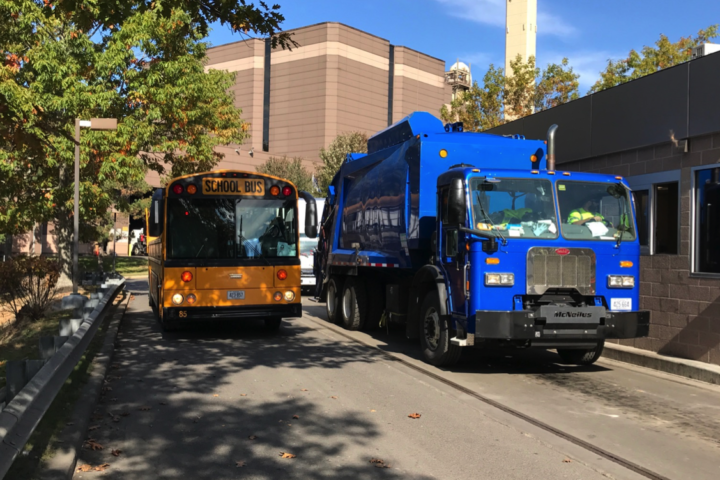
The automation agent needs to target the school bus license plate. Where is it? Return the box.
[227,290,245,300]
[203,178,264,196]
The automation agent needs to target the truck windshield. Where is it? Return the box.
[166,198,297,259]
[469,178,558,239]
[557,181,636,241]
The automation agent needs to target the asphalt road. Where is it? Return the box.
[72,279,720,480]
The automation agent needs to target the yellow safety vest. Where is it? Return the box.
[568,208,603,224]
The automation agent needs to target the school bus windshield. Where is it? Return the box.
[166,197,297,259]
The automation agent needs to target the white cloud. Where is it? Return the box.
[435,0,576,38]
[539,50,627,94]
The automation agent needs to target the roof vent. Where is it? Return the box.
[692,42,720,59]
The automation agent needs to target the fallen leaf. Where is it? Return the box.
[370,409,376,413]
[236,461,246,467]
[88,425,100,431]
[84,439,104,451]
[213,394,219,397]
[331,396,338,399]
[563,458,572,463]
[94,463,110,471]
[279,452,296,459]
[370,458,390,468]
[138,406,151,411]
[248,435,258,440]
[292,415,299,419]
[111,449,122,457]
[240,394,247,397]
[77,464,92,472]
[369,458,384,464]
[408,413,421,419]
[301,388,308,391]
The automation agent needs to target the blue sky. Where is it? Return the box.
[206,0,720,94]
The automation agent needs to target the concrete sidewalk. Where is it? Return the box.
[603,343,720,385]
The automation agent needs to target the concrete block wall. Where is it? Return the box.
[561,132,720,365]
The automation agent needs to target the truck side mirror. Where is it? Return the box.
[447,178,466,226]
[148,188,164,237]
[299,191,318,239]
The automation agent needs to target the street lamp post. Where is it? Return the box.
[72,118,118,295]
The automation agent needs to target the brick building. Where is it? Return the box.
[488,48,720,366]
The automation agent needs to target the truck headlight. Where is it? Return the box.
[608,275,634,288]
[485,273,514,286]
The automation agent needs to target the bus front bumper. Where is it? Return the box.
[474,308,650,343]
[163,303,302,322]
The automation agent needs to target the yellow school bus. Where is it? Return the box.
[146,170,317,330]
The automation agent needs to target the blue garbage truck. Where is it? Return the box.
[315,112,649,366]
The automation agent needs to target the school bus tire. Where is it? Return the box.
[326,276,342,324]
[264,317,282,331]
[340,277,366,331]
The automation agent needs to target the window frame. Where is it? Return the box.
[626,170,681,256]
[690,165,720,277]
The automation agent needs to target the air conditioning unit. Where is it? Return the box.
[692,43,720,59]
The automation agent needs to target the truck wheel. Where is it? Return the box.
[340,277,366,330]
[326,277,342,324]
[420,291,461,367]
[557,341,604,365]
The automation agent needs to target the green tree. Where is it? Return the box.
[589,25,718,94]
[0,0,291,281]
[316,132,368,194]
[256,156,314,193]
[441,56,579,131]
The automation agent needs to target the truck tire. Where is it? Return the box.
[326,276,342,324]
[362,281,385,330]
[340,277,366,331]
[420,291,461,367]
[557,341,604,366]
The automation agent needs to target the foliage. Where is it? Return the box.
[0,255,61,321]
[589,25,718,94]
[0,0,295,277]
[316,132,368,195]
[256,156,314,193]
[441,56,579,131]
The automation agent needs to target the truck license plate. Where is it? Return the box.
[227,290,245,300]
[611,298,632,311]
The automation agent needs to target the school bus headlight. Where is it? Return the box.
[273,291,283,302]
[186,294,197,305]
[284,291,295,302]
[172,293,184,305]
[485,273,514,286]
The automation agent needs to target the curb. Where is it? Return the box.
[38,290,132,479]
[602,343,720,386]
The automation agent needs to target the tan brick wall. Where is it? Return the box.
[562,132,720,365]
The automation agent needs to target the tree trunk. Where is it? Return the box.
[55,164,73,289]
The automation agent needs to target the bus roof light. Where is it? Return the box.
[282,186,292,196]
[270,185,280,196]
[186,184,197,194]
[172,184,184,194]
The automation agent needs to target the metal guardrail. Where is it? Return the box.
[0,278,125,476]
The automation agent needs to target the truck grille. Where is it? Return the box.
[526,247,596,295]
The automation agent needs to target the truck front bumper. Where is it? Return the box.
[474,308,650,342]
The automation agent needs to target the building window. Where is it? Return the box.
[627,170,680,256]
[654,182,678,254]
[693,166,720,274]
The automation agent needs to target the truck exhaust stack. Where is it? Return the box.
[547,124,558,171]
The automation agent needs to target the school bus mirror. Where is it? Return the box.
[149,198,164,237]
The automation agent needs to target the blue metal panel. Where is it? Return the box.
[367,112,444,154]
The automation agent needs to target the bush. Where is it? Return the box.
[0,256,61,321]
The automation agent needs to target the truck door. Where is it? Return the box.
[439,187,466,315]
